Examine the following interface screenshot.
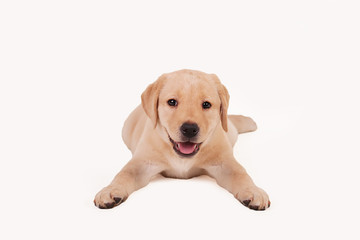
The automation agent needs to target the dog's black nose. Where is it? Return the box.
[180,123,199,138]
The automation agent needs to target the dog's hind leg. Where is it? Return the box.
[228,115,257,134]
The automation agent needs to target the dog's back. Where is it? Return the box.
[122,105,147,154]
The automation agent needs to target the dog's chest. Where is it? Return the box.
[164,157,198,179]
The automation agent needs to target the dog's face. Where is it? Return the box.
[141,70,229,157]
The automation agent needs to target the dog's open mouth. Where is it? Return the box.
[169,137,201,157]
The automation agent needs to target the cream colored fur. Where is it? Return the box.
[94,69,270,210]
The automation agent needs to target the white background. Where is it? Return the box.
[1,0,359,239]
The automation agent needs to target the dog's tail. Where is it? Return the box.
[228,115,257,134]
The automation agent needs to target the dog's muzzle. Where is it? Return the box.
[169,137,201,157]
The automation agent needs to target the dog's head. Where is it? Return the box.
[141,69,229,157]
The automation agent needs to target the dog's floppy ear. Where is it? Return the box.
[141,75,165,128]
[211,74,230,132]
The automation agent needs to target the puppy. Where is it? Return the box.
[94,69,270,211]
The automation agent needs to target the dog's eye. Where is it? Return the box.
[202,101,211,109]
[167,99,178,107]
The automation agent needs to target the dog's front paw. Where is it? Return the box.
[236,186,270,211]
[94,185,127,209]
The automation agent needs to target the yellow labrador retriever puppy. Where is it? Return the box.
[94,69,270,211]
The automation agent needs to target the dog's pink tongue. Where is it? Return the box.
[178,142,196,154]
